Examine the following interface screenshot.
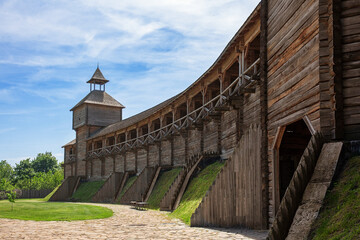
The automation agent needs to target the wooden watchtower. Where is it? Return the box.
[69,67,124,177]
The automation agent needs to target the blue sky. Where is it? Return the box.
[0,0,259,166]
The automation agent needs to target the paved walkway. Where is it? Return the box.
[0,203,268,240]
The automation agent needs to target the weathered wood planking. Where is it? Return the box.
[191,124,263,229]
[267,0,320,219]
[342,0,360,139]
[120,166,157,204]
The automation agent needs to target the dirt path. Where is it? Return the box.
[0,203,268,239]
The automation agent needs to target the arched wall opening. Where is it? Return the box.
[273,118,313,213]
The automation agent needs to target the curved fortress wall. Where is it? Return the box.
[61,0,360,230]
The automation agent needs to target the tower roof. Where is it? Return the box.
[70,90,125,111]
[87,67,109,85]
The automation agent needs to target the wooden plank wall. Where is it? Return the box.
[267,0,320,219]
[342,0,360,139]
[191,124,263,229]
[104,156,113,177]
[161,140,172,166]
[76,125,88,175]
[221,110,238,158]
[188,129,201,158]
[203,121,219,152]
[137,149,147,173]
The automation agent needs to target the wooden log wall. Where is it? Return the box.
[161,140,172,166]
[191,124,263,229]
[341,0,360,139]
[221,110,238,158]
[188,129,202,158]
[203,120,219,153]
[137,148,147,173]
[76,125,87,176]
[267,0,320,219]
[104,156,113,177]
[115,155,124,172]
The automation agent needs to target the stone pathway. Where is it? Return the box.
[0,203,268,239]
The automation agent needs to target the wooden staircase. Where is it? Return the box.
[114,172,129,202]
[160,151,219,211]
[119,166,159,204]
[143,166,161,201]
[267,132,324,240]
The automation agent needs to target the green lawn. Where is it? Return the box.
[116,175,137,202]
[147,167,182,209]
[0,199,113,221]
[71,181,105,202]
[311,156,360,240]
[170,161,224,225]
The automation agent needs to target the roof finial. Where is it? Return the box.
[97,62,99,69]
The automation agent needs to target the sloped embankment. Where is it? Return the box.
[116,175,137,202]
[169,161,224,225]
[147,167,182,209]
[71,181,105,202]
[311,156,360,239]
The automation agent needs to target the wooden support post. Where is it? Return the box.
[124,153,127,172]
[170,137,174,166]
[260,0,269,229]
[113,155,116,173]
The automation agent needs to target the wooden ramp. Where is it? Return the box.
[172,155,204,210]
[144,167,161,202]
[160,152,219,211]
[120,167,158,204]
[114,172,129,202]
[92,172,125,203]
[49,176,80,201]
[159,168,186,211]
[286,142,343,240]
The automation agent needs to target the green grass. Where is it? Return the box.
[170,161,224,225]
[43,184,61,202]
[311,156,360,240]
[147,168,182,209]
[0,199,113,221]
[71,181,105,202]
[116,175,137,202]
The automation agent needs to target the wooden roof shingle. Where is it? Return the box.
[70,90,125,111]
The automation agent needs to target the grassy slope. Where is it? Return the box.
[311,156,360,240]
[116,175,137,202]
[147,167,182,209]
[170,161,224,225]
[0,199,113,221]
[71,181,105,202]
[43,184,61,202]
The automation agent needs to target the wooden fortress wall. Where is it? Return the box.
[62,0,360,229]
[266,0,320,220]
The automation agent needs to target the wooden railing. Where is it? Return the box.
[65,154,76,163]
[87,58,260,159]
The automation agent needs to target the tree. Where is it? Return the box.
[0,160,13,180]
[32,152,59,173]
[13,158,35,183]
[6,190,16,211]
